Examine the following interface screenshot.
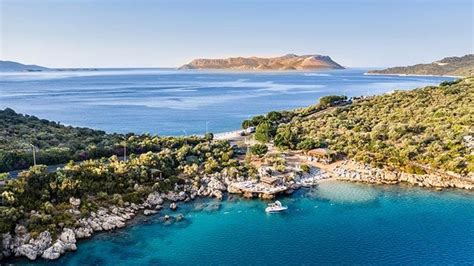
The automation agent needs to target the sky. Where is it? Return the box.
[0,0,472,68]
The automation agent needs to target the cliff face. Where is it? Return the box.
[179,54,344,70]
[368,54,474,77]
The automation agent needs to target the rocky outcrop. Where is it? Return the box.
[41,229,77,260]
[146,192,164,206]
[334,161,474,190]
[69,197,81,208]
[179,54,344,71]
[195,174,228,200]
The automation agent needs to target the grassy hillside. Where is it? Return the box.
[368,54,474,77]
[251,78,474,175]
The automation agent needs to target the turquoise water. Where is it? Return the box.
[0,69,450,135]
[15,181,474,265]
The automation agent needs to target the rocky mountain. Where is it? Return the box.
[368,54,474,77]
[179,54,344,71]
[0,60,49,72]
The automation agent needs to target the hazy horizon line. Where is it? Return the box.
[2,52,472,69]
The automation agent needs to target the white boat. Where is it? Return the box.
[265,200,288,213]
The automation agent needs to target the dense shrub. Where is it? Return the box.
[250,144,268,157]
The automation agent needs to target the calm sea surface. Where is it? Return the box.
[3,69,472,265]
[13,181,474,265]
[0,68,450,135]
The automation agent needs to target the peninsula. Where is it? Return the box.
[368,54,474,77]
[179,54,344,71]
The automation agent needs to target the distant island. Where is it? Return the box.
[0,61,49,72]
[368,54,474,77]
[0,60,101,72]
[179,54,344,71]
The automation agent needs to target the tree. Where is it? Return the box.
[296,138,319,151]
[319,95,347,107]
[204,132,214,141]
[241,120,251,129]
[274,126,298,149]
[250,144,268,157]
[266,111,282,122]
[300,164,310,173]
[254,122,274,143]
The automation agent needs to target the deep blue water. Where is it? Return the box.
[0,68,450,135]
[13,181,474,265]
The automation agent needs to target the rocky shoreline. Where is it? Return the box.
[334,161,474,190]
[0,172,267,262]
[2,161,472,262]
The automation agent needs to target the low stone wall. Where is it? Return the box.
[334,161,474,190]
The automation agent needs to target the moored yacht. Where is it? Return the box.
[265,200,288,213]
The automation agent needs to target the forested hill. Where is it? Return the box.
[247,78,474,175]
[0,108,125,172]
[368,54,474,77]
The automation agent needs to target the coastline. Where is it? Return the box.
[1,165,332,262]
[363,72,462,78]
[3,152,472,262]
[2,76,473,262]
[5,172,472,264]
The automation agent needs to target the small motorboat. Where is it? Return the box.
[265,200,288,213]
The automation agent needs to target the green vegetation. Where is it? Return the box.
[250,78,474,175]
[250,144,268,157]
[368,54,474,77]
[0,109,213,173]
[300,164,310,173]
[241,111,294,129]
[254,122,275,143]
[1,77,472,239]
[0,108,128,172]
[318,95,348,107]
[0,133,250,235]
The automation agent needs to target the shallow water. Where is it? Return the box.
[0,68,450,135]
[13,181,474,265]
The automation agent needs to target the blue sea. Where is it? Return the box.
[13,181,474,265]
[0,68,450,135]
[3,69,472,265]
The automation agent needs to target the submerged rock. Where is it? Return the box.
[176,214,185,221]
[169,202,178,210]
[144,209,158,216]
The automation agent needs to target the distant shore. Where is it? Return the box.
[363,72,462,78]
